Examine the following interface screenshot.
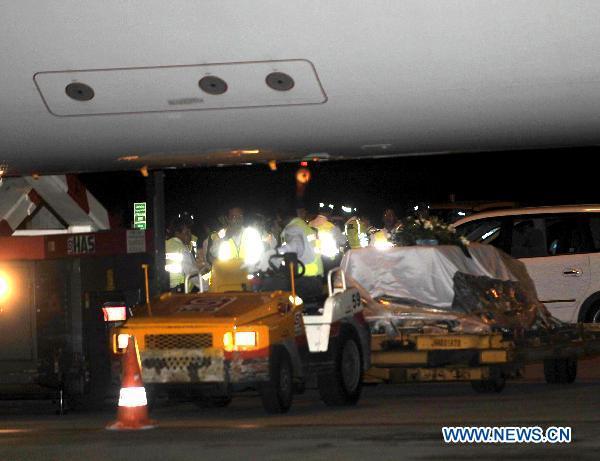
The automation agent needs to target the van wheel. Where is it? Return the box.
[586,303,600,323]
[259,349,293,414]
[318,332,363,406]
[544,358,577,384]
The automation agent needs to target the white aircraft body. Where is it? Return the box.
[1,1,599,175]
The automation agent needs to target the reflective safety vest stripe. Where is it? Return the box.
[165,237,187,287]
[190,234,198,258]
[284,218,323,277]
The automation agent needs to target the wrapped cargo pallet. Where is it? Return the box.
[340,244,559,336]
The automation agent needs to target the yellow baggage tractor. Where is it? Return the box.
[105,254,370,413]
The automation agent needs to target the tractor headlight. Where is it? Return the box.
[223,330,258,351]
[234,331,257,347]
[117,334,130,350]
[113,333,131,353]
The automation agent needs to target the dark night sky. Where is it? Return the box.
[80,146,599,234]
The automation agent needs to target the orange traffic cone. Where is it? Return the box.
[106,336,156,430]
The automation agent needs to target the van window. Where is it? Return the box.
[588,216,600,251]
[545,215,594,255]
[459,212,600,258]
[457,218,507,250]
[511,218,547,258]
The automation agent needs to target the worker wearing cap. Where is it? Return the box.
[309,204,346,262]
[165,217,200,292]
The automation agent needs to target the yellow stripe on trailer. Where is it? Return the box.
[414,333,505,351]
[480,349,510,364]
[371,351,428,366]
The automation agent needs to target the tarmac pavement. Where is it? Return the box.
[1,357,599,460]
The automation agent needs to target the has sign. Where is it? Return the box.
[67,235,96,255]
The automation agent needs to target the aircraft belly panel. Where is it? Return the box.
[34,60,327,117]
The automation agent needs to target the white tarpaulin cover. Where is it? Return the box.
[341,244,520,309]
[340,244,553,334]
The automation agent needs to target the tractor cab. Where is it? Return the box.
[107,252,370,413]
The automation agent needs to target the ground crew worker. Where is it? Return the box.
[210,207,242,261]
[210,207,244,261]
[309,209,346,258]
[383,208,401,234]
[165,217,200,292]
[345,215,371,249]
[370,208,401,248]
[262,211,324,299]
[209,207,265,270]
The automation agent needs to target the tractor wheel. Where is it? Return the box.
[318,332,363,406]
[259,349,293,414]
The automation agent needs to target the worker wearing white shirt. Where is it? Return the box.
[165,217,200,292]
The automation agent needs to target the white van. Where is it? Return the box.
[455,205,600,323]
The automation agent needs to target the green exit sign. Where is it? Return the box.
[133,202,147,230]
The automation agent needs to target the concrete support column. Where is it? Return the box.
[146,170,167,296]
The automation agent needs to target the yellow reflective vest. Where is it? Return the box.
[281,218,324,277]
[214,227,263,266]
[345,217,363,249]
[165,237,188,288]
